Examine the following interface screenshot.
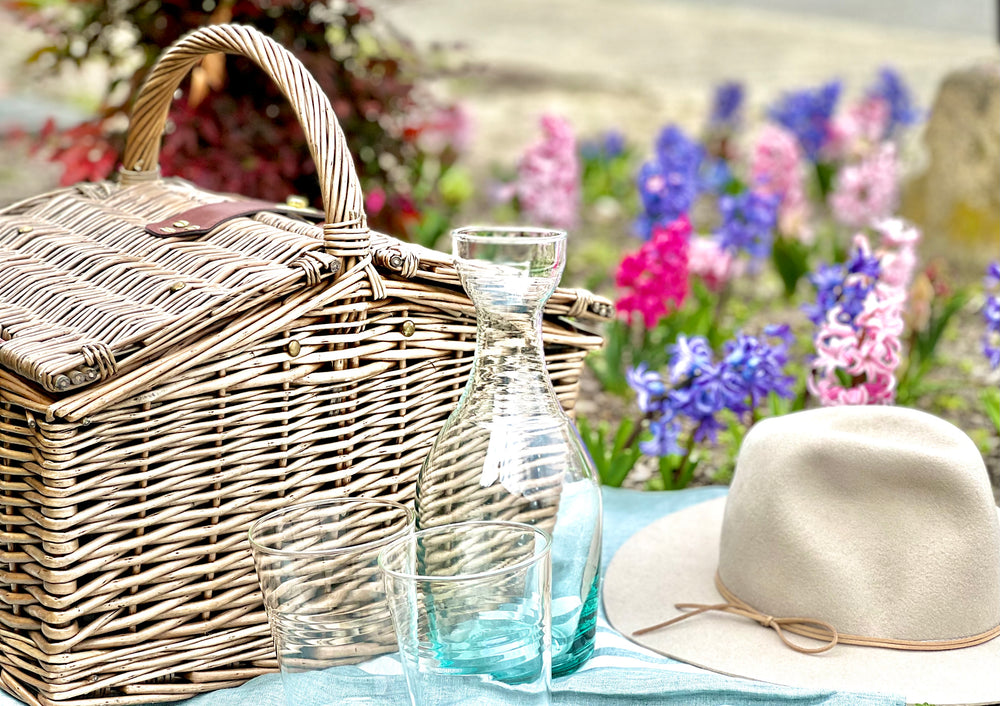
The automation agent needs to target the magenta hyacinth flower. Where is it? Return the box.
[615,216,692,329]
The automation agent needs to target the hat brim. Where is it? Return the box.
[603,496,1000,706]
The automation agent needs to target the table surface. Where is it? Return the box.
[0,486,905,706]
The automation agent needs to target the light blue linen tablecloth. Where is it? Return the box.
[0,487,904,706]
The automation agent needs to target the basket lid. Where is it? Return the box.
[0,179,340,394]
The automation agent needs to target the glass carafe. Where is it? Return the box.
[415,226,603,676]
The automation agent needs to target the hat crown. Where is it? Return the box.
[719,405,1000,642]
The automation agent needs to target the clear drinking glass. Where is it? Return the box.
[248,497,414,705]
[415,226,603,676]
[379,521,552,706]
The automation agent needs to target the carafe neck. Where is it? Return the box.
[463,304,563,416]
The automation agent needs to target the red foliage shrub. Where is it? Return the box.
[3,0,469,241]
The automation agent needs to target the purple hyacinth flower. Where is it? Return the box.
[627,363,667,414]
[602,130,626,158]
[764,323,794,349]
[580,129,627,161]
[847,245,882,280]
[689,412,727,445]
[985,261,1000,288]
[636,160,698,238]
[722,332,795,405]
[634,124,703,238]
[984,261,1000,370]
[715,190,779,261]
[984,296,1000,329]
[668,335,715,384]
[768,80,842,160]
[640,417,684,457]
[867,66,921,133]
[710,81,745,128]
[669,373,730,444]
[804,263,847,325]
[654,125,704,175]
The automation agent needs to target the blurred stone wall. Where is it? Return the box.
[903,61,1000,272]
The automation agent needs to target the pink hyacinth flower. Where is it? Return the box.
[808,377,873,406]
[515,114,581,229]
[877,218,921,248]
[750,124,813,243]
[809,277,904,407]
[750,124,802,199]
[829,142,899,228]
[874,218,922,291]
[688,236,738,292]
[827,96,890,160]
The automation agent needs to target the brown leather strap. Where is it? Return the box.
[633,571,1000,654]
[145,199,319,237]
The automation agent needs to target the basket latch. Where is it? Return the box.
[145,198,322,237]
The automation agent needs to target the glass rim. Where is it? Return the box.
[452,226,567,245]
[248,496,414,558]
[377,519,552,583]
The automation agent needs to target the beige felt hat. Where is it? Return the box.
[604,405,1000,705]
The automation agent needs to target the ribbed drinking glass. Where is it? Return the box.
[249,497,414,705]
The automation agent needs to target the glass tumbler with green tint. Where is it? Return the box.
[379,520,552,706]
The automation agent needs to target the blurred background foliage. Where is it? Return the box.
[2,0,472,245]
[0,0,996,492]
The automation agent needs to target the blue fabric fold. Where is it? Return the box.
[0,486,904,706]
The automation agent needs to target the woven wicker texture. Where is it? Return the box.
[0,23,611,706]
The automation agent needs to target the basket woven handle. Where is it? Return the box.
[120,23,369,260]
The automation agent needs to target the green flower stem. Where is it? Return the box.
[624,413,651,450]
[670,427,700,488]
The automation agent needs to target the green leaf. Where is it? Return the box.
[897,289,970,404]
[656,454,699,490]
[607,418,643,487]
[585,319,632,397]
[814,161,837,199]
[578,416,642,487]
[412,209,450,250]
[982,387,1000,435]
[771,236,811,299]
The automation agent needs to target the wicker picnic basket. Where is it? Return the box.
[0,24,612,706]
